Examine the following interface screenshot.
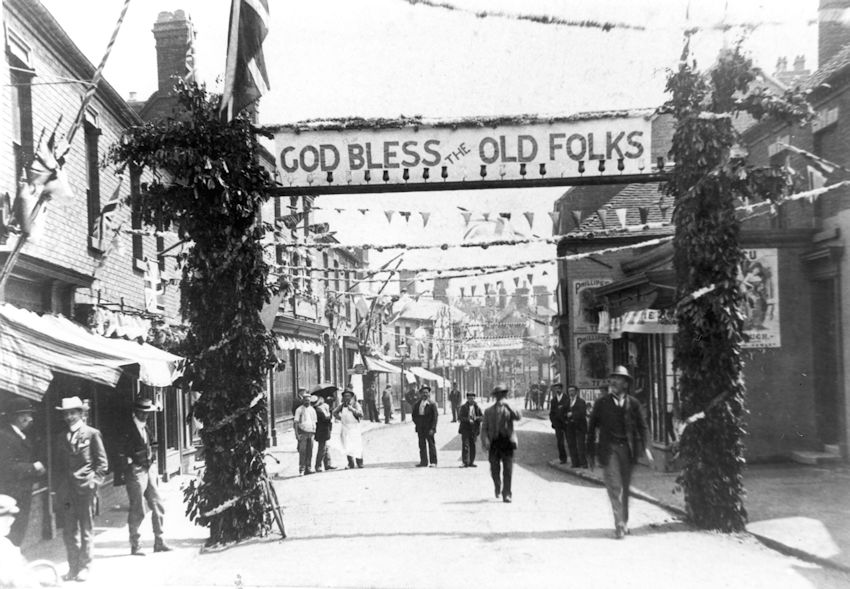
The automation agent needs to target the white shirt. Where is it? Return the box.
[10,424,25,440]
[294,405,317,433]
[612,394,626,408]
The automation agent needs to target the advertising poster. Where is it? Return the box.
[574,333,612,388]
[740,249,780,348]
[572,278,612,333]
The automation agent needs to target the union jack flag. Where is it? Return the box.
[220,0,270,120]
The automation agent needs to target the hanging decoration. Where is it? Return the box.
[399,211,412,223]
[548,210,561,232]
[420,211,431,227]
[570,210,583,227]
[523,211,534,229]
[460,211,472,227]
[596,208,607,229]
[385,210,395,223]
[615,208,628,229]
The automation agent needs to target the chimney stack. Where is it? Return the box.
[152,10,195,95]
[398,269,417,296]
[532,285,550,310]
[512,283,530,310]
[819,0,850,68]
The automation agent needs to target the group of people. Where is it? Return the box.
[549,366,652,539]
[0,394,172,583]
[293,384,366,475]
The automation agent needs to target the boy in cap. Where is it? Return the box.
[54,396,108,582]
[0,397,45,546]
[411,385,438,467]
[293,391,317,475]
[457,392,483,467]
[120,399,171,555]
[587,366,652,538]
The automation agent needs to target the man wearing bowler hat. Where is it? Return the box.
[54,396,108,581]
[411,384,439,467]
[0,397,45,546]
[457,391,483,467]
[120,398,172,556]
[586,366,652,539]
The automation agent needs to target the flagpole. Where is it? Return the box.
[220,0,242,120]
[0,0,133,293]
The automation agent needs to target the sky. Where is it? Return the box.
[40,0,820,298]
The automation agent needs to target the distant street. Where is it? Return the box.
[47,411,850,589]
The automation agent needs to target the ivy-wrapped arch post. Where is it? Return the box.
[664,42,811,531]
[109,82,282,545]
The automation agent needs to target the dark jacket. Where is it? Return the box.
[54,424,108,496]
[457,402,483,436]
[119,420,154,472]
[549,393,569,429]
[411,399,438,434]
[0,424,40,498]
[564,396,588,433]
[315,402,333,442]
[586,394,649,467]
[448,388,462,407]
[481,401,521,450]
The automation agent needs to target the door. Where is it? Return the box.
[811,278,844,446]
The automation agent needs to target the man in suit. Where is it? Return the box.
[565,385,589,468]
[548,382,569,464]
[587,366,652,539]
[381,385,394,424]
[457,392,483,467]
[120,399,172,556]
[311,387,337,473]
[481,384,521,503]
[0,397,45,546]
[411,385,438,467]
[448,382,462,422]
[54,396,108,582]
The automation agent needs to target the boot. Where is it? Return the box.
[130,540,145,556]
[346,456,356,469]
[356,458,364,469]
[153,538,173,553]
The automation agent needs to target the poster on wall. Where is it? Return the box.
[740,248,780,348]
[574,333,612,388]
[572,278,612,333]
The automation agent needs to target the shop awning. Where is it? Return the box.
[0,304,184,402]
[277,336,323,354]
[364,356,401,374]
[409,366,450,387]
[608,309,678,339]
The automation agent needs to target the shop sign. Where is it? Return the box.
[740,248,780,348]
[573,333,612,388]
[294,297,318,320]
[572,278,612,333]
[464,337,524,352]
[272,113,653,190]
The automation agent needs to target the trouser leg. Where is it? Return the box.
[62,493,81,572]
[427,434,437,464]
[297,436,307,471]
[603,444,628,530]
[461,434,470,465]
[418,433,427,464]
[489,449,501,496]
[76,493,95,570]
[451,406,458,421]
[315,440,325,470]
[622,453,633,525]
[502,452,513,498]
[384,405,391,423]
[126,467,145,544]
[469,436,477,464]
[557,427,569,463]
[143,468,165,539]
[8,489,31,547]
[304,435,314,472]
[576,431,588,467]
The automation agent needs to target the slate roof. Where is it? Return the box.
[806,43,850,90]
[566,182,675,238]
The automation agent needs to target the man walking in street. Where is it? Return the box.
[412,385,438,467]
[120,399,172,556]
[548,381,569,465]
[458,392,483,467]
[364,383,380,423]
[54,396,108,582]
[293,391,317,476]
[481,384,521,503]
[448,382,462,422]
[587,366,652,539]
[311,390,337,473]
[0,397,45,547]
[565,385,588,468]
[381,384,394,424]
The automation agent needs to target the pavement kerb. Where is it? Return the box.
[547,459,850,575]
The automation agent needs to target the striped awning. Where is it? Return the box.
[364,356,401,374]
[409,366,450,387]
[0,304,183,402]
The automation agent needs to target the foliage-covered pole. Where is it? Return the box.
[664,41,810,531]
[109,82,279,545]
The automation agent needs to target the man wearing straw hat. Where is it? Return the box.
[0,397,45,547]
[54,396,108,582]
[120,399,172,556]
[586,366,652,539]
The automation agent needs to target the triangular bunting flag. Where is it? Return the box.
[523,211,534,229]
[461,211,472,227]
[482,212,491,222]
[513,276,520,287]
[499,212,512,221]
[527,273,534,285]
[470,285,477,296]
[548,210,561,232]
[459,287,465,298]
[638,206,649,224]
[615,208,628,229]
[400,211,411,223]
[384,210,395,223]
[358,208,368,216]
[335,208,344,214]
[420,211,431,227]
[570,210,582,227]
[596,209,607,229]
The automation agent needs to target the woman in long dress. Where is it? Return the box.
[333,387,364,468]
